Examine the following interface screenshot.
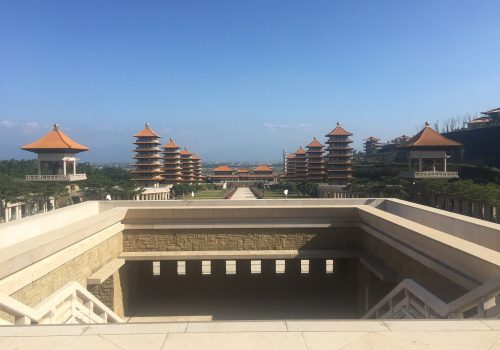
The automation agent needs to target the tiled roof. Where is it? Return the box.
[191,153,201,160]
[254,165,273,172]
[163,138,180,149]
[307,137,324,148]
[180,147,192,156]
[364,136,380,141]
[295,146,306,155]
[213,165,233,172]
[400,124,462,148]
[325,123,353,137]
[22,124,89,153]
[133,124,160,138]
[286,153,296,159]
[237,168,250,173]
[481,107,500,115]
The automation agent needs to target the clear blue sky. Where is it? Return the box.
[1,0,499,163]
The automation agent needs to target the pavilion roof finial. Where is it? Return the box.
[337,122,341,126]
[145,123,151,128]
[53,123,60,130]
[425,121,430,127]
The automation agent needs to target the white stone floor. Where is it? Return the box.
[1,320,499,349]
[230,187,257,200]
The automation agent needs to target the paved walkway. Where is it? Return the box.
[230,187,256,200]
[0,320,499,349]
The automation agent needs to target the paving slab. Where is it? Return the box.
[186,321,287,333]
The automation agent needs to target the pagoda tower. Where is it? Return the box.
[180,147,195,184]
[285,153,296,181]
[325,122,353,185]
[294,146,307,182]
[131,123,163,188]
[192,153,202,183]
[21,124,89,182]
[306,137,325,182]
[162,138,182,184]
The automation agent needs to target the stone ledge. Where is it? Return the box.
[119,249,361,261]
[87,259,125,285]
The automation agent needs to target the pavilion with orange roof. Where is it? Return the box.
[179,147,195,183]
[162,138,182,184]
[21,124,89,182]
[293,146,307,181]
[131,123,163,188]
[399,122,462,179]
[325,122,353,185]
[306,137,325,182]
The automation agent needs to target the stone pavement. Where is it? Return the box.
[230,187,257,200]
[1,320,499,349]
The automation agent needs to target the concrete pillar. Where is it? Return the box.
[285,259,301,276]
[63,160,67,176]
[186,260,202,276]
[444,157,447,172]
[73,161,77,175]
[4,207,10,222]
[15,206,21,220]
[309,259,326,277]
[236,260,251,276]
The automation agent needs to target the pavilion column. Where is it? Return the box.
[37,160,41,175]
[444,157,447,172]
[73,161,77,175]
[15,206,21,220]
[63,160,67,176]
[418,158,423,172]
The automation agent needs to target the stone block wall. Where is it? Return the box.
[359,232,467,302]
[10,233,123,308]
[122,227,360,252]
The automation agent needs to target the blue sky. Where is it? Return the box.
[1,0,499,163]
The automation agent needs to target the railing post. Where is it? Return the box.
[477,298,485,317]
[14,315,31,325]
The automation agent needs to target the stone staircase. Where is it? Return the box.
[363,276,500,319]
[0,281,122,325]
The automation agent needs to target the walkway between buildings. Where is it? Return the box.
[230,187,257,200]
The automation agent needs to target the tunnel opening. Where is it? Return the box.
[120,258,393,322]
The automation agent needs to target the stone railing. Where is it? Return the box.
[0,281,122,325]
[25,174,87,182]
[363,275,500,319]
[400,171,459,179]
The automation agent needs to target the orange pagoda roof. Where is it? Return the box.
[400,123,462,148]
[237,168,250,173]
[213,165,233,172]
[295,146,306,155]
[364,136,380,141]
[286,153,296,159]
[307,137,323,148]
[325,122,353,137]
[163,138,180,149]
[21,124,89,153]
[254,165,273,172]
[133,123,160,138]
[180,147,192,155]
[191,153,201,160]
